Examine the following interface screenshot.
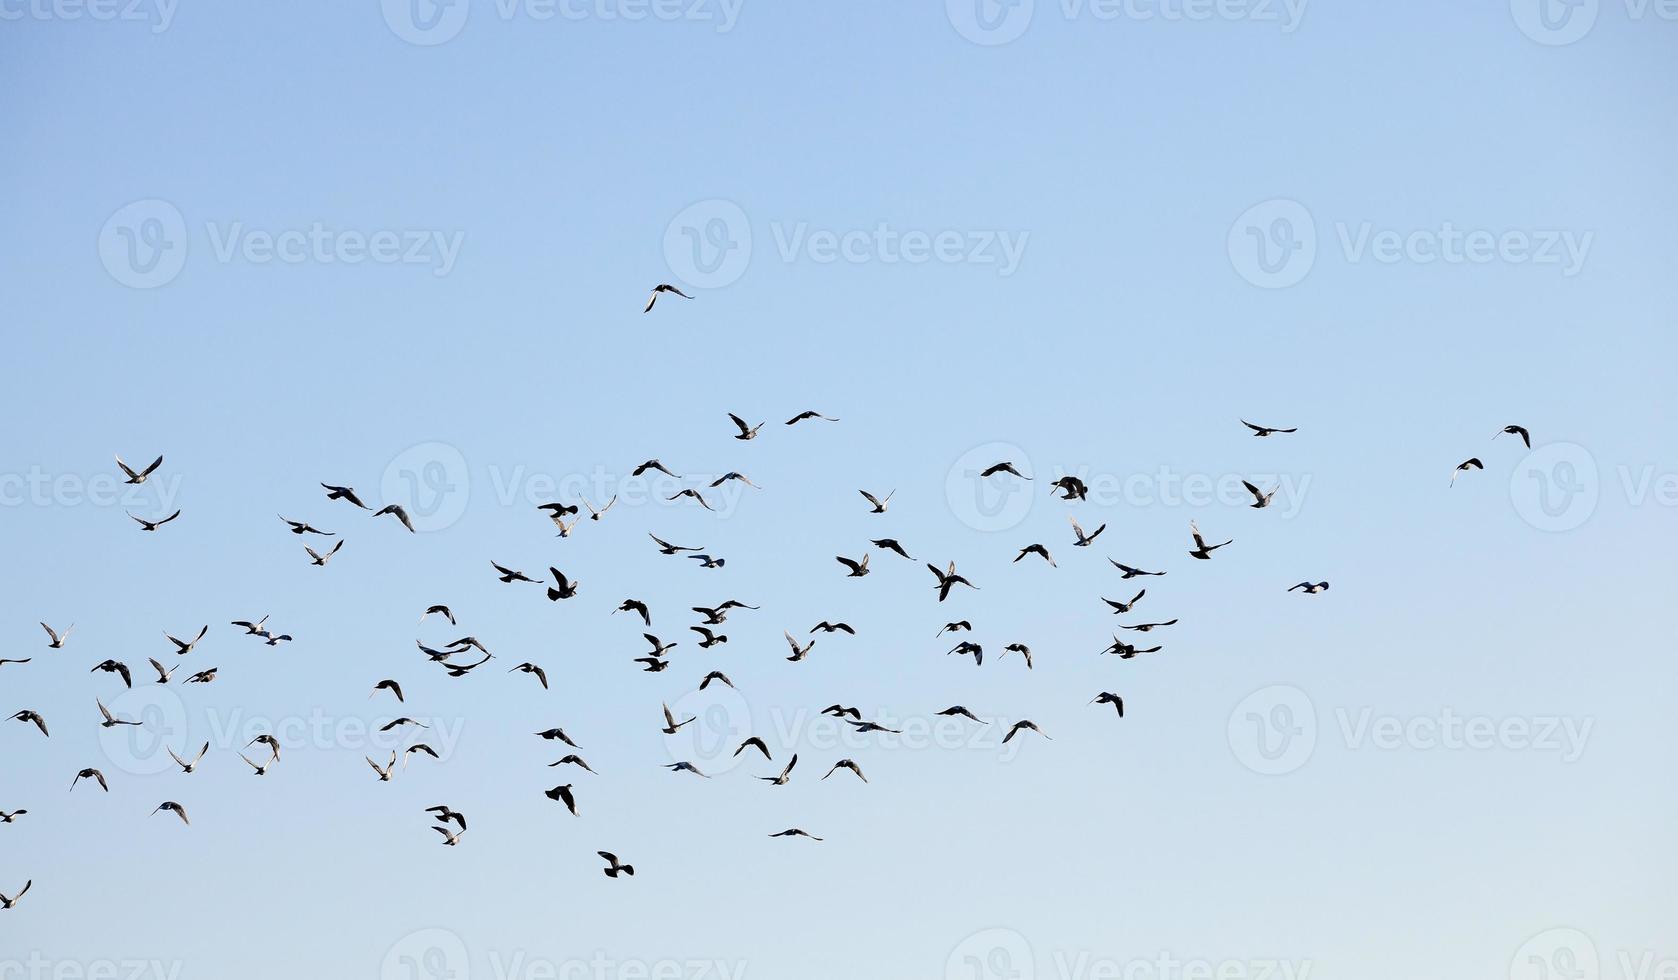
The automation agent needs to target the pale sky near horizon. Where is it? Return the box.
[1,2,1675,979]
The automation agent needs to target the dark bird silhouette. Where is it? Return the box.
[699,670,734,690]
[509,663,549,689]
[1495,424,1532,449]
[1241,420,1296,437]
[1102,590,1146,614]
[545,568,580,601]
[1050,476,1088,501]
[615,599,652,626]
[810,621,855,635]
[40,622,73,649]
[836,553,870,577]
[10,710,49,736]
[1451,458,1484,485]
[1188,521,1232,560]
[783,631,816,662]
[666,488,715,511]
[643,283,692,313]
[823,759,867,782]
[71,768,108,792]
[769,828,823,841]
[1002,643,1034,669]
[373,504,415,532]
[90,659,132,688]
[1069,516,1105,546]
[785,411,838,425]
[632,459,682,478]
[871,538,914,560]
[544,784,578,815]
[927,561,978,602]
[96,698,141,728]
[938,705,985,723]
[321,483,369,508]
[598,851,634,877]
[1002,720,1050,743]
[548,755,595,774]
[1108,559,1164,579]
[728,413,764,441]
[980,461,1028,479]
[1241,480,1277,509]
[280,516,333,535]
[128,510,181,531]
[1288,581,1330,594]
[649,534,702,555]
[116,454,163,484]
[859,489,894,513]
[492,561,540,584]
[1091,692,1125,717]
[420,604,455,625]
[1014,543,1055,567]
[757,754,797,785]
[164,625,208,655]
[304,539,344,566]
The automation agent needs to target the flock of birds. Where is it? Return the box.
[0,373,1540,906]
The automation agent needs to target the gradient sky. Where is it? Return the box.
[2,2,1675,979]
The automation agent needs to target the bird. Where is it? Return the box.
[660,703,695,735]
[1050,476,1088,501]
[822,759,867,782]
[150,801,190,825]
[40,622,73,649]
[320,483,369,508]
[370,679,404,702]
[1288,581,1331,594]
[0,658,30,669]
[366,753,398,782]
[1118,618,1177,633]
[758,754,798,785]
[163,625,208,655]
[261,634,291,647]
[549,754,596,773]
[0,811,25,824]
[836,553,870,577]
[432,826,465,846]
[419,605,456,625]
[373,504,415,532]
[417,641,456,662]
[643,633,679,657]
[937,621,972,637]
[785,411,838,425]
[491,561,540,584]
[1001,643,1034,669]
[581,495,617,521]
[1069,516,1106,546]
[378,717,428,733]
[927,561,979,601]
[734,737,772,760]
[167,742,208,773]
[1102,637,1162,659]
[783,631,816,662]
[948,641,983,666]
[1495,424,1532,449]
[128,510,181,531]
[709,472,759,489]
[664,761,708,777]
[10,710,49,736]
[279,516,333,535]
[231,616,269,635]
[859,489,894,513]
[632,459,682,478]
[937,705,985,723]
[687,554,726,568]
[698,670,734,690]
[304,539,344,566]
[1188,521,1232,560]
[447,636,491,656]
[0,880,31,909]
[90,659,132,688]
[1002,720,1050,743]
[820,705,861,721]
[248,734,281,760]
[643,283,693,312]
[728,413,764,441]
[1451,458,1484,485]
[980,461,1028,479]
[1015,543,1055,567]
[871,538,914,560]
[115,454,163,484]
[848,719,902,734]
[667,488,715,510]
[1102,590,1146,614]
[769,828,823,841]
[239,753,272,776]
[404,744,440,766]
[1091,692,1125,717]
[425,805,467,830]
[95,698,140,728]
[544,784,578,815]
[71,768,108,792]
[689,626,727,648]
[1241,480,1276,509]
[535,727,579,748]
[810,621,855,635]
[509,662,549,689]
[649,534,702,555]
[634,657,669,673]
[545,568,580,601]
[1241,420,1297,437]
[537,501,579,518]
[597,851,634,877]
[614,599,652,626]
[1108,560,1165,579]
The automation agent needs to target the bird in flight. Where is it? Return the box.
[937,621,971,637]
[320,483,369,509]
[96,699,140,728]
[632,459,681,478]
[597,851,634,877]
[509,662,549,689]
[1001,643,1034,669]
[433,826,465,846]
[937,705,985,723]
[614,599,652,626]
[649,534,702,556]
[1108,559,1165,579]
[304,539,344,566]
[40,622,73,649]
[667,488,715,511]
[709,472,759,489]
[419,604,455,625]
[168,742,209,773]
[1069,516,1105,546]
[544,784,578,815]
[492,561,540,585]
[810,621,855,635]
[822,759,867,782]
[659,703,695,735]
[1240,480,1277,509]
[70,768,109,792]
[728,414,764,441]
[927,561,978,602]
[1288,581,1330,594]
[90,659,132,688]
[0,880,31,909]
[769,828,823,841]
[582,495,617,522]
[128,510,181,532]
[1090,693,1125,717]
[689,626,727,648]
[1002,720,1051,743]
[1495,424,1532,448]
[1241,420,1296,437]
[184,668,219,684]
[1188,521,1232,560]
[366,752,399,782]
[1117,618,1177,633]
[698,670,734,690]
[163,625,208,655]
[871,538,913,560]
[757,754,798,785]
[373,504,415,533]
[783,631,816,662]
[370,679,404,702]
[231,616,269,635]
[239,753,272,776]
[734,737,772,760]
[835,553,870,577]
[1102,590,1146,614]
[280,516,332,536]
[426,805,467,830]
[643,283,693,313]
[688,554,726,569]
[545,568,580,601]
[1050,476,1088,501]
[10,710,49,736]
[549,754,596,773]
[786,411,838,426]
[115,454,164,484]
[1451,458,1484,485]
[980,461,1028,479]
[1014,543,1055,567]
[664,761,708,777]
[859,489,894,513]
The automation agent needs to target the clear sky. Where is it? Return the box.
[2,2,1675,979]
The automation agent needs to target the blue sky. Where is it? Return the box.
[2,2,1675,978]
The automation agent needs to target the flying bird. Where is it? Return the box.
[937,706,985,723]
[769,828,823,841]
[1108,560,1165,579]
[728,413,764,441]
[1049,476,1088,501]
[545,568,580,601]
[632,459,682,478]
[304,539,344,566]
[370,679,405,702]
[90,659,132,688]
[709,472,759,489]
[167,742,208,773]
[660,703,695,735]
[1451,458,1484,485]
[649,534,702,555]
[419,604,455,625]
[859,489,894,513]
[230,616,269,635]
[785,411,838,425]
[544,784,578,815]
[871,538,913,560]
[835,553,870,577]
[757,753,798,785]
[666,488,715,511]
[70,768,109,792]
[687,554,726,568]
[1188,521,1232,560]
[643,283,693,312]
[548,755,596,774]
[128,510,181,531]
[1001,643,1034,669]
[614,599,652,625]
[239,753,272,776]
[822,759,867,782]
[116,454,163,484]
[0,880,31,909]
[980,462,1028,479]
[1241,480,1276,509]
[1288,581,1330,594]
[598,851,634,877]
[1102,590,1146,614]
[689,626,727,648]
[937,621,971,637]
[163,625,208,655]
[508,662,549,689]
[1118,618,1177,633]
[734,737,772,760]
[432,826,465,846]
[1091,692,1125,717]
[184,668,218,684]
[1014,543,1055,567]
[39,622,73,648]
[783,631,816,662]
[9,710,49,736]
[535,727,579,748]
[1002,720,1051,743]
[367,752,398,782]
[664,761,709,777]
[810,621,855,635]
[280,516,333,535]
[425,805,467,830]
[96,699,140,728]
[581,495,617,521]
[492,561,540,584]
[320,483,369,509]
[927,561,979,601]
[373,504,415,533]
[1069,516,1105,546]
[1241,420,1297,437]
[1495,424,1532,448]
[698,670,734,690]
